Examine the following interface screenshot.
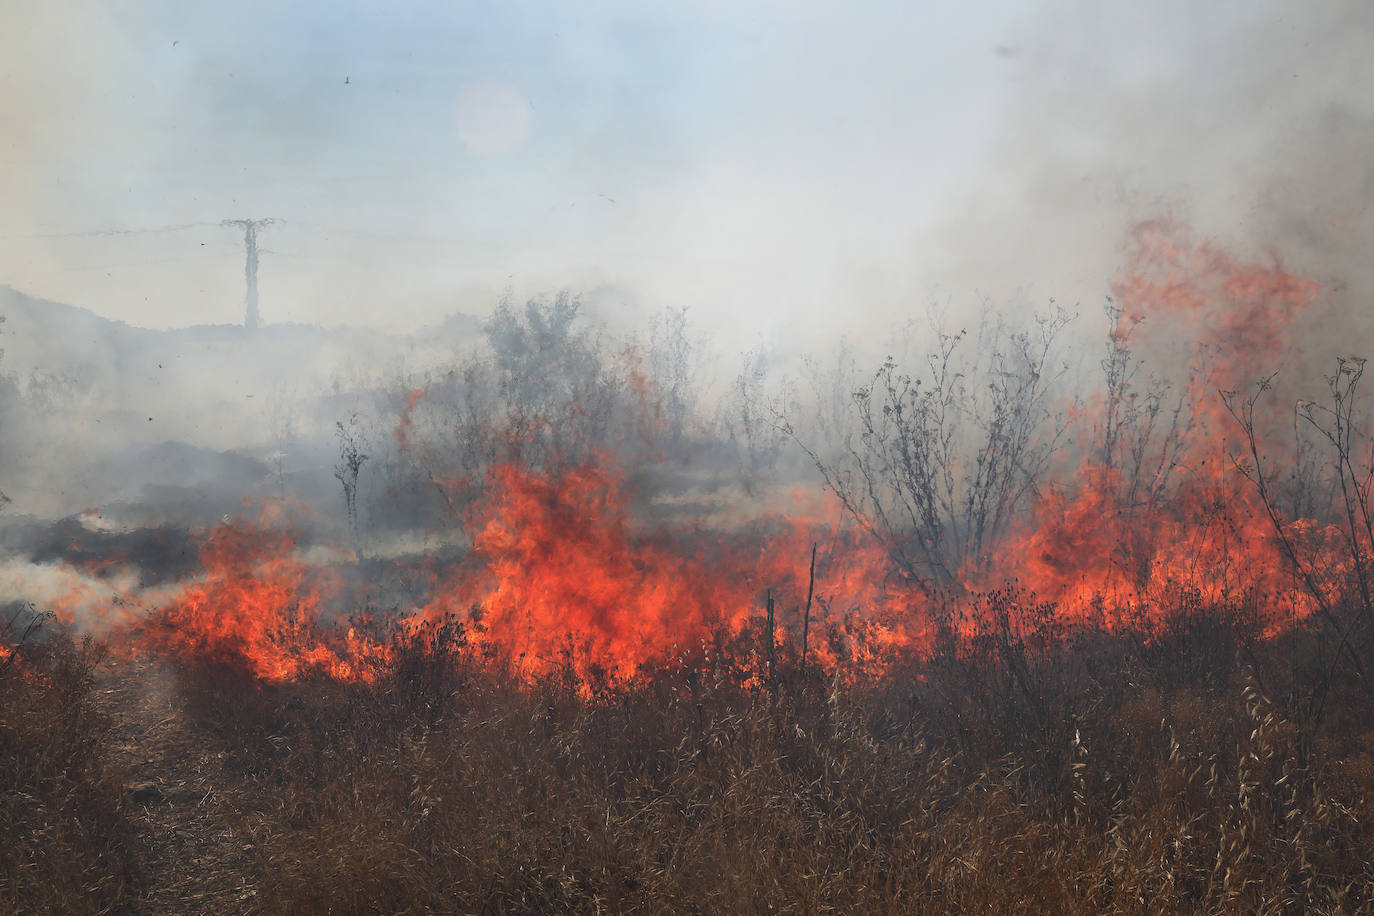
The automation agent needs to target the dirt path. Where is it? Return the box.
[95,660,264,914]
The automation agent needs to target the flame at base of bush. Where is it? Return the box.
[19,221,1362,688]
[100,447,1331,687]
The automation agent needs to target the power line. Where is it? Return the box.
[0,222,220,241]
[3,219,469,249]
[61,253,234,273]
[281,220,469,248]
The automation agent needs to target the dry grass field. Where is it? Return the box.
[5,601,1373,914]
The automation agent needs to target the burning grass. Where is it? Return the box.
[5,601,1371,913]
[4,221,1374,910]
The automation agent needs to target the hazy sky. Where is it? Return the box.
[2,0,1370,346]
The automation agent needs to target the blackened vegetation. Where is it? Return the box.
[9,517,199,586]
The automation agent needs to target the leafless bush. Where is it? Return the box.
[788,304,1075,590]
[647,305,700,445]
[375,293,697,531]
[711,345,798,498]
[1226,356,1374,727]
[1096,298,1197,520]
[333,414,369,556]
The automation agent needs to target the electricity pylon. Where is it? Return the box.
[222,218,278,331]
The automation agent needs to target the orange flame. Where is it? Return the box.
[131,516,383,682]
[55,222,1352,686]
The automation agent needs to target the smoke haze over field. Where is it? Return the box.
[9,10,1374,908]
[914,0,1374,351]
[1,0,1369,349]
[1,1,1374,766]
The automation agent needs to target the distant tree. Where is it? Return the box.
[334,414,369,557]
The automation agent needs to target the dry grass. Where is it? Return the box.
[169,609,1374,914]
[4,602,1373,914]
[0,630,137,914]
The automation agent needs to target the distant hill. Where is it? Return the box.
[0,284,483,392]
[0,285,485,519]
